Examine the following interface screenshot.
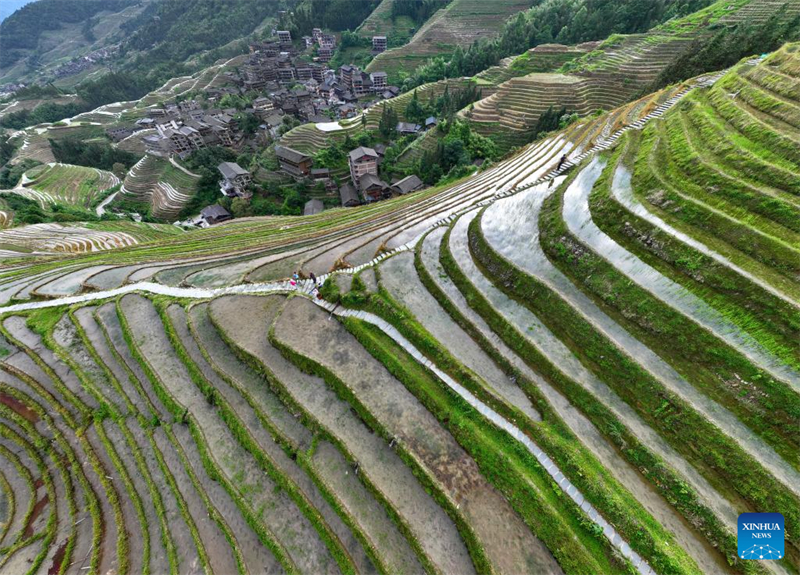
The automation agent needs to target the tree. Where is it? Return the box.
[405,90,428,124]
[230,197,250,218]
[378,104,398,138]
[235,112,259,136]
[111,162,127,178]
[49,137,139,170]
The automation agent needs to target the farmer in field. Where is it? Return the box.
[557,154,567,170]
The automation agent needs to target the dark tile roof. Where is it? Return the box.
[348,146,378,162]
[359,173,388,190]
[304,199,324,216]
[200,204,231,219]
[339,182,360,206]
[218,162,249,179]
[275,145,311,164]
[390,174,424,195]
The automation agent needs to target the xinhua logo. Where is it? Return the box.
[738,513,784,560]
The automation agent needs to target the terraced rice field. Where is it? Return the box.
[474,43,593,87]
[365,0,532,80]
[115,155,201,220]
[0,222,183,261]
[356,0,418,41]
[465,0,793,152]
[0,45,798,575]
[20,163,120,208]
[466,32,697,152]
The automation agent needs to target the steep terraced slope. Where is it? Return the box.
[465,0,795,152]
[365,0,532,80]
[18,163,120,208]
[115,155,200,220]
[280,77,475,155]
[0,48,798,575]
[0,221,182,261]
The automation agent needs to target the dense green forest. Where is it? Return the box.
[415,119,498,184]
[404,0,718,86]
[49,136,140,170]
[123,0,287,66]
[390,0,450,26]
[0,72,152,129]
[278,0,381,38]
[0,0,137,69]
[0,0,297,128]
[0,101,85,129]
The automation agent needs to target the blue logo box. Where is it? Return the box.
[738,513,784,560]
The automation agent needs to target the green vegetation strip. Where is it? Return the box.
[145,429,213,575]
[0,390,86,575]
[642,122,800,280]
[0,412,57,572]
[439,217,764,575]
[1,315,116,574]
[0,443,33,548]
[336,269,702,575]
[208,306,441,575]
[413,232,724,574]
[156,300,358,575]
[187,304,396,575]
[468,208,800,567]
[114,296,300,575]
[268,316,497,575]
[341,316,631,575]
[118,420,179,575]
[573,144,800,461]
[0,454,16,545]
[602,134,800,356]
[686,91,800,194]
[664,104,800,236]
[165,427,247,575]
[95,421,150,575]
[0,318,85,427]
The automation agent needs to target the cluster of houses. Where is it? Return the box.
[108,28,430,226]
[331,65,390,100]
[115,45,406,157]
[208,33,399,128]
[51,46,118,80]
[307,27,338,62]
[273,143,425,210]
[237,37,328,92]
[120,100,242,158]
[0,82,27,97]
[344,146,424,204]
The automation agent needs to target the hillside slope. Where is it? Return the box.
[366,0,532,80]
[0,0,153,85]
[464,0,800,152]
[0,0,286,93]
[0,46,798,575]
